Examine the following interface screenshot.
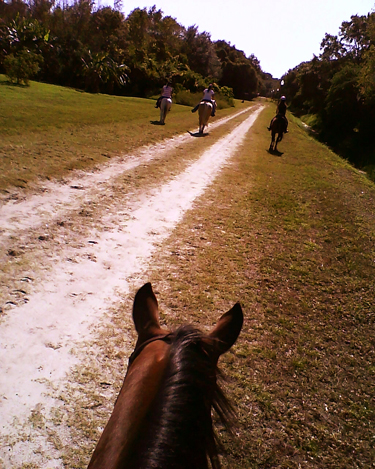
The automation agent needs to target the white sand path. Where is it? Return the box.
[0,106,263,468]
[0,107,252,235]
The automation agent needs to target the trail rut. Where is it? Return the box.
[0,105,264,468]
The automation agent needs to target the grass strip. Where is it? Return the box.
[146,106,375,468]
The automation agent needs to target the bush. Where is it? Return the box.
[174,86,235,109]
[173,90,201,107]
[4,49,43,86]
[363,164,375,183]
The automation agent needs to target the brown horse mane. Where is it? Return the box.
[127,325,234,469]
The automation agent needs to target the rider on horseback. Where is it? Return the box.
[268,96,288,133]
[155,81,173,108]
[191,84,217,116]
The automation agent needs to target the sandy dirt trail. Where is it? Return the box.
[0,105,264,468]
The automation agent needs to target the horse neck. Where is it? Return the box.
[130,326,225,469]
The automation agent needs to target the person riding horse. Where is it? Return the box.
[268,96,288,133]
[155,82,173,108]
[192,84,217,116]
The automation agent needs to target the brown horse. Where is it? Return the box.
[269,115,285,152]
[198,101,212,134]
[87,283,243,469]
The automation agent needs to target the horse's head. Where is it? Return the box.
[88,283,243,469]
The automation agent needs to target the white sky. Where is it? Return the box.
[101,0,375,78]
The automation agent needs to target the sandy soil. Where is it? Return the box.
[0,105,263,468]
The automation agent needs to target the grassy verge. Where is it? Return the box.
[60,105,374,468]
[0,75,248,193]
[145,107,375,468]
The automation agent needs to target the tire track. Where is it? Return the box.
[0,105,264,468]
[0,106,254,234]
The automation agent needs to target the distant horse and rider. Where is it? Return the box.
[156,81,217,133]
[192,84,217,134]
[268,95,288,153]
[155,82,290,150]
[155,81,173,124]
[87,282,243,469]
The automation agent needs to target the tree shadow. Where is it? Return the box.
[187,131,208,137]
[150,120,164,125]
[0,80,28,87]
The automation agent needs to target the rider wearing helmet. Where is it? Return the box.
[191,84,217,116]
[268,95,288,133]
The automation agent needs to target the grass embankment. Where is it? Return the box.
[145,108,374,468]
[300,112,375,183]
[66,106,374,468]
[0,75,243,192]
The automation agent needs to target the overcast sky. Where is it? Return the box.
[100,0,375,78]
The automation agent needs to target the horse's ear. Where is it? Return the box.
[132,283,165,343]
[209,303,243,358]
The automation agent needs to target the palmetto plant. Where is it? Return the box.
[81,50,129,93]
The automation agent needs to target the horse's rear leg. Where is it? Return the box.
[274,133,282,151]
[269,132,275,151]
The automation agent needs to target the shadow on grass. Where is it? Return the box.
[0,80,29,87]
[187,131,208,138]
[267,149,284,157]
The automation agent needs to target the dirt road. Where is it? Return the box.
[0,105,264,468]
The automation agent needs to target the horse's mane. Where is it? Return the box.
[129,325,234,469]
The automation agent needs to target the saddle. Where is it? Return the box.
[272,114,287,131]
[200,100,215,116]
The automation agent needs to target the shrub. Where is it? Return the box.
[173,89,235,109]
[4,49,43,86]
[362,164,375,183]
[173,90,201,107]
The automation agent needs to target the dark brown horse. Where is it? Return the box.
[87,283,243,469]
[269,115,285,152]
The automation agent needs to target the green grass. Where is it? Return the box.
[1,81,374,468]
[59,104,375,468]
[143,106,375,468]
[0,75,248,192]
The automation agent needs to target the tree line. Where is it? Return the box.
[281,11,375,172]
[0,0,278,99]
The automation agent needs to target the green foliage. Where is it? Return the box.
[362,164,375,182]
[173,90,202,107]
[219,85,234,100]
[358,44,375,104]
[81,51,129,93]
[215,40,263,99]
[324,64,360,129]
[4,48,42,85]
[0,1,270,98]
[282,10,375,171]
[182,26,222,79]
[173,86,235,109]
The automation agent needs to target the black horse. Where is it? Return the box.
[269,115,286,153]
